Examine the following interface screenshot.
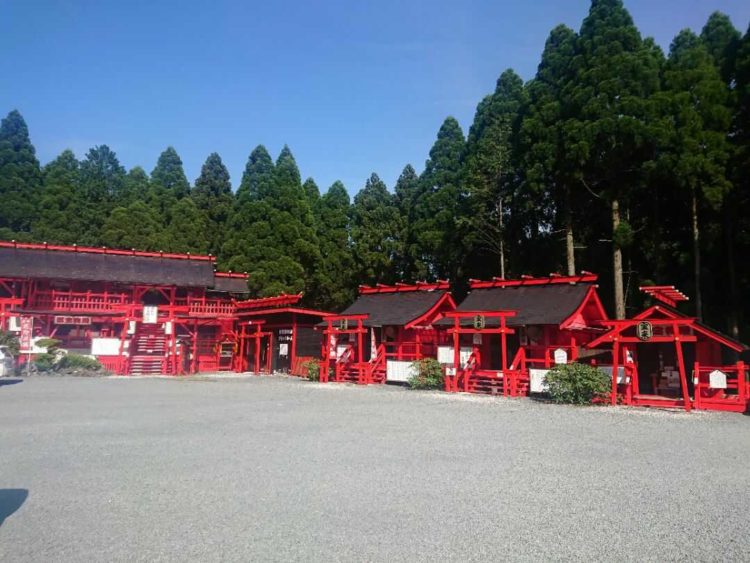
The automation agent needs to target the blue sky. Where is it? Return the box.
[2,0,749,196]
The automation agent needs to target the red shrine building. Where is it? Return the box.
[435,274,609,396]
[588,286,749,412]
[234,293,331,376]
[0,241,249,375]
[320,282,456,384]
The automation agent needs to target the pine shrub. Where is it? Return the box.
[303,359,321,381]
[57,354,102,372]
[544,362,610,405]
[408,358,444,390]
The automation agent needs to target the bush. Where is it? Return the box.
[303,359,321,381]
[544,362,610,405]
[35,338,61,352]
[408,358,444,390]
[34,353,57,372]
[58,354,102,372]
[0,330,19,355]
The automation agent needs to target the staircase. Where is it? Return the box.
[128,323,167,375]
[334,344,387,385]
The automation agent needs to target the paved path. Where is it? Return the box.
[0,376,748,561]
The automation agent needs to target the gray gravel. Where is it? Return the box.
[0,375,748,562]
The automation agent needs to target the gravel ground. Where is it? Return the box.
[0,375,748,562]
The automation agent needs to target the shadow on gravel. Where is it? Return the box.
[0,489,28,526]
[0,379,22,388]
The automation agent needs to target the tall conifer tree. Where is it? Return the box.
[351,173,401,285]
[565,0,661,318]
[0,110,42,235]
[413,117,466,281]
[192,152,233,255]
[313,181,356,309]
[33,150,82,244]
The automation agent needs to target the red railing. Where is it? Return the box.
[29,290,131,312]
[173,299,236,317]
[367,344,387,383]
[693,362,748,411]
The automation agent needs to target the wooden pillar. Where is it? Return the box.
[611,339,620,406]
[738,361,746,406]
[452,321,460,393]
[356,321,364,384]
[501,317,510,397]
[322,324,330,383]
[191,321,198,374]
[291,313,297,374]
[673,323,692,412]
[693,361,701,410]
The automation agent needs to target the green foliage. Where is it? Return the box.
[33,150,84,244]
[407,358,444,390]
[223,145,320,300]
[57,354,102,372]
[303,359,321,381]
[35,338,61,352]
[236,145,274,202]
[101,201,163,251]
[0,110,42,232]
[192,152,234,255]
[33,353,56,372]
[312,181,356,309]
[351,173,401,285]
[77,145,126,244]
[0,330,19,355]
[412,117,466,281]
[161,198,209,254]
[544,362,610,405]
[151,146,190,200]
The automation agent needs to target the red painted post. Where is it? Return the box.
[291,313,297,375]
[501,316,509,397]
[693,362,701,410]
[737,361,746,406]
[356,320,364,384]
[611,339,620,406]
[673,323,691,412]
[452,319,460,393]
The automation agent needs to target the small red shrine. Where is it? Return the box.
[587,286,749,412]
[234,293,331,375]
[320,282,456,384]
[435,274,609,396]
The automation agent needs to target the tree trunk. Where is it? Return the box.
[692,193,702,321]
[612,199,625,319]
[498,198,505,279]
[565,187,575,276]
[724,203,739,338]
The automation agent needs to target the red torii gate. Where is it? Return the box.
[320,314,369,384]
[441,310,522,396]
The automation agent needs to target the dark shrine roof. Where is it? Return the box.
[212,275,249,294]
[0,244,215,287]
[437,283,593,327]
[337,290,448,327]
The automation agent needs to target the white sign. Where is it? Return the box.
[279,343,289,357]
[143,305,158,324]
[91,338,121,356]
[709,370,728,389]
[386,360,417,383]
[530,369,550,393]
[553,348,568,365]
[437,346,473,367]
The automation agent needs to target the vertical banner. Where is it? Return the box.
[19,316,33,352]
